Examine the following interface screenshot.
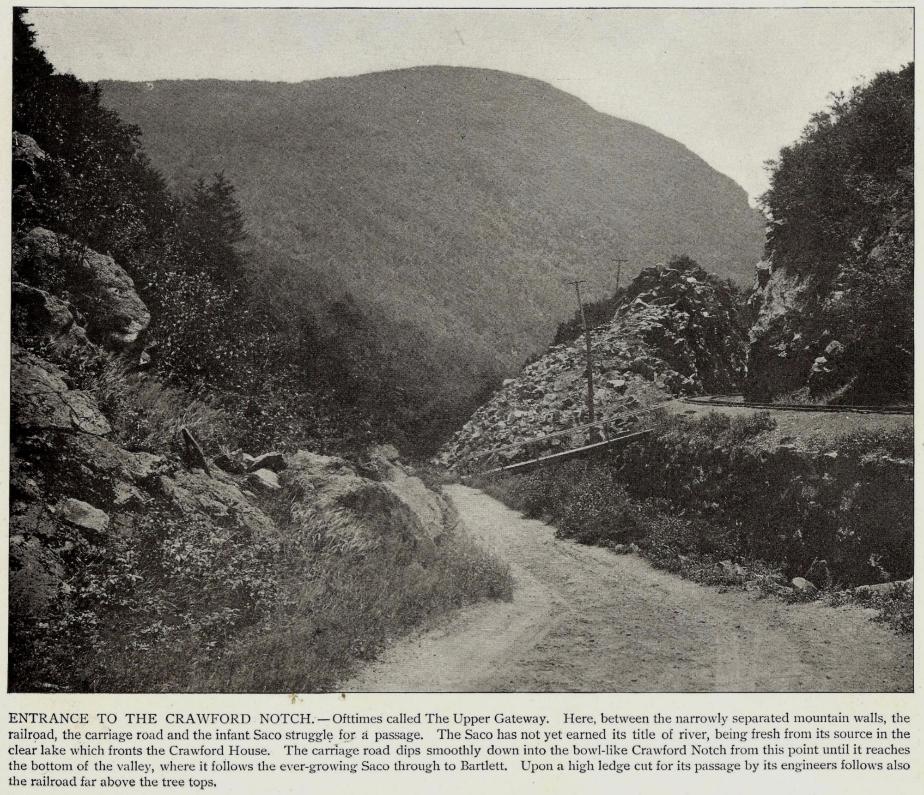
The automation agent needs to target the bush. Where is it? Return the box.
[196,519,513,692]
[87,363,235,455]
[479,410,911,592]
[830,582,913,635]
[10,500,280,692]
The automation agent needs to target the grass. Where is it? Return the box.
[11,474,512,693]
[770,381,855,406]
[473,411,912,634]
[10,346,513,692]
[83,358,236,454]
[196,515,513,692]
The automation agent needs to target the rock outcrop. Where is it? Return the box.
[8,208,274,687]
[12,281,91,355]
[439,257,747,472]
[12,132,53,226]
[9,211,467,690]
[13,227,151,350]
[743,261,832,401]
[743,66,912,405]
[11,345,111,436]
[744,209,912,404]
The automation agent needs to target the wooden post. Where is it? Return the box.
[567,279,599,441]
[614,257,629,291]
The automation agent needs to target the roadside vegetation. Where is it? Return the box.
[475,411,912,633]
[20,486,512,693]
[205,517,513,693]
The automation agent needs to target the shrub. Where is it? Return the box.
[479,409,911,592]
[830,582,913,635]
[10,501,280,692]
[196,519,513,692]
[87,363,235,455]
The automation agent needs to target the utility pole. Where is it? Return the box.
[566,279,598,437]
[614,257,629,291]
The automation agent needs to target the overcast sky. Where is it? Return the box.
[27,6,913,203]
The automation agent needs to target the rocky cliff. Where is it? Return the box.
[439,256,746,472]
[744,199,913,404]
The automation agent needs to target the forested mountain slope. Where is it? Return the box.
[102,68,764,447]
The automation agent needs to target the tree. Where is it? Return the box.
[760,65,913,281]
[759,64,913,403]
[13,8,173,265]
[176,173,248,288]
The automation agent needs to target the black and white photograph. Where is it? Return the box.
[7,5,913,696]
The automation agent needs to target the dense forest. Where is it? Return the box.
[13,8,420,455]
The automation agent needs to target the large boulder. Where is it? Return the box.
[281,451,445,558]
[12,281,91,356]
[791,576,819,596]
[55,498,110,535]
[246,468,281,492]
[14,227,150,350]
[158,469,277,538]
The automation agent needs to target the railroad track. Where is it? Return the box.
[680,395,913,416]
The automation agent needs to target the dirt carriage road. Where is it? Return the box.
[343,485,912,692]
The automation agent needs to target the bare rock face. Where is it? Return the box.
[158,469,277,537]
[744,206,912,405]
[282,451,446,558]
[743,262,825,401]
[12,281,91,356]
[11,345,111,436]
[55,498,110,535]
[9,534,64,620]
[439,257,747,471]
[14,227,151,350]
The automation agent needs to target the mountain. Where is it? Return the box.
[101,67,764,449]
[439,256,747,472]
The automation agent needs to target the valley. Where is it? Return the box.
[9,7,913,696]
[100,68,764,448]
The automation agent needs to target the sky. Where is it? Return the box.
[26,6,914,204]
